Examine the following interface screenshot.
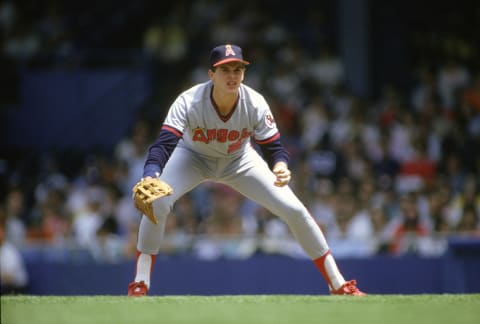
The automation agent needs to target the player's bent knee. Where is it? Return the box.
[277,205,309,222]
[152,198,173,221]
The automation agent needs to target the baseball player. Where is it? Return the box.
[128,44,366,296]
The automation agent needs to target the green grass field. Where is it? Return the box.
[2,294,479,324]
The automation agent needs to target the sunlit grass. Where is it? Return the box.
[2,294,479,324]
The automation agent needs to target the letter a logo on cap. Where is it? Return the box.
[225,44,236,57]
[210,44,249,67]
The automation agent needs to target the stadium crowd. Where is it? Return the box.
[1,0,479,279]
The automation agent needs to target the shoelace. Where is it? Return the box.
[343,280,359,293]
[129,282,146,292]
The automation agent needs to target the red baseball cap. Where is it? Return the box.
[209,44,250,68]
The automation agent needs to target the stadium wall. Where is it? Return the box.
[0,69,151,152]
[24,244,480,295]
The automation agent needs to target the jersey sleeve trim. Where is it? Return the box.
[254,132,280,145]
[257,136,290,169]
[162,125,183,137]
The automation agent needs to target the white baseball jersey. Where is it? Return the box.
[137,80,330,261]
[163,80,279,158]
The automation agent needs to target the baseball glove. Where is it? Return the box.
[132,177,173,224]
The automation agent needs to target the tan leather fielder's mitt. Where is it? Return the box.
[132,177,173,224]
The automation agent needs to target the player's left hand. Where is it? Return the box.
[273,162,291,187]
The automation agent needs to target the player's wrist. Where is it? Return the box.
[143,164,162,178]
[273,160,288,170]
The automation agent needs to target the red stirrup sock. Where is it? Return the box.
[313,250,346,290]
[134,251,157,289]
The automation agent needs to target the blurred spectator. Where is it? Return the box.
[455,204,480,236]
[437,58,470,111]
[71,186,106,248]
[0,211,29,294]
[446,177,480,229]
[397,140,436,192]
[269,96,301,141]
[114,119,151,195]
[374,186,401,221]
[305,133,345,183]
[372,137,401,189]
[462,73,480,114]
[411,66,439,114]
[115,121,150,164]
[439,153,468,195]
[91,216,123,263]
[28,200,71,244]
[376,85,403,131]
[426,185,452,233]
[327,84,355,122]
[4,187,27,247]
[327,195,376,257]
[267,65,302,103]
[28,154,71,243]
[240,47,270,89]
[33,154,69,206]
[385,193,431,255]
[342,139,371,182]
[300,96,330,151]
[258,15,290,49]
[418,103,445,163]
[461,74,480,139]
[309,178,337,234]
[368,206,390,254]
[143,21,187,65]
[305,45,344,94]
[143,20,164,58]
[388,110,416,164]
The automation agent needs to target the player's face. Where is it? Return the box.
[209,62,245,94]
